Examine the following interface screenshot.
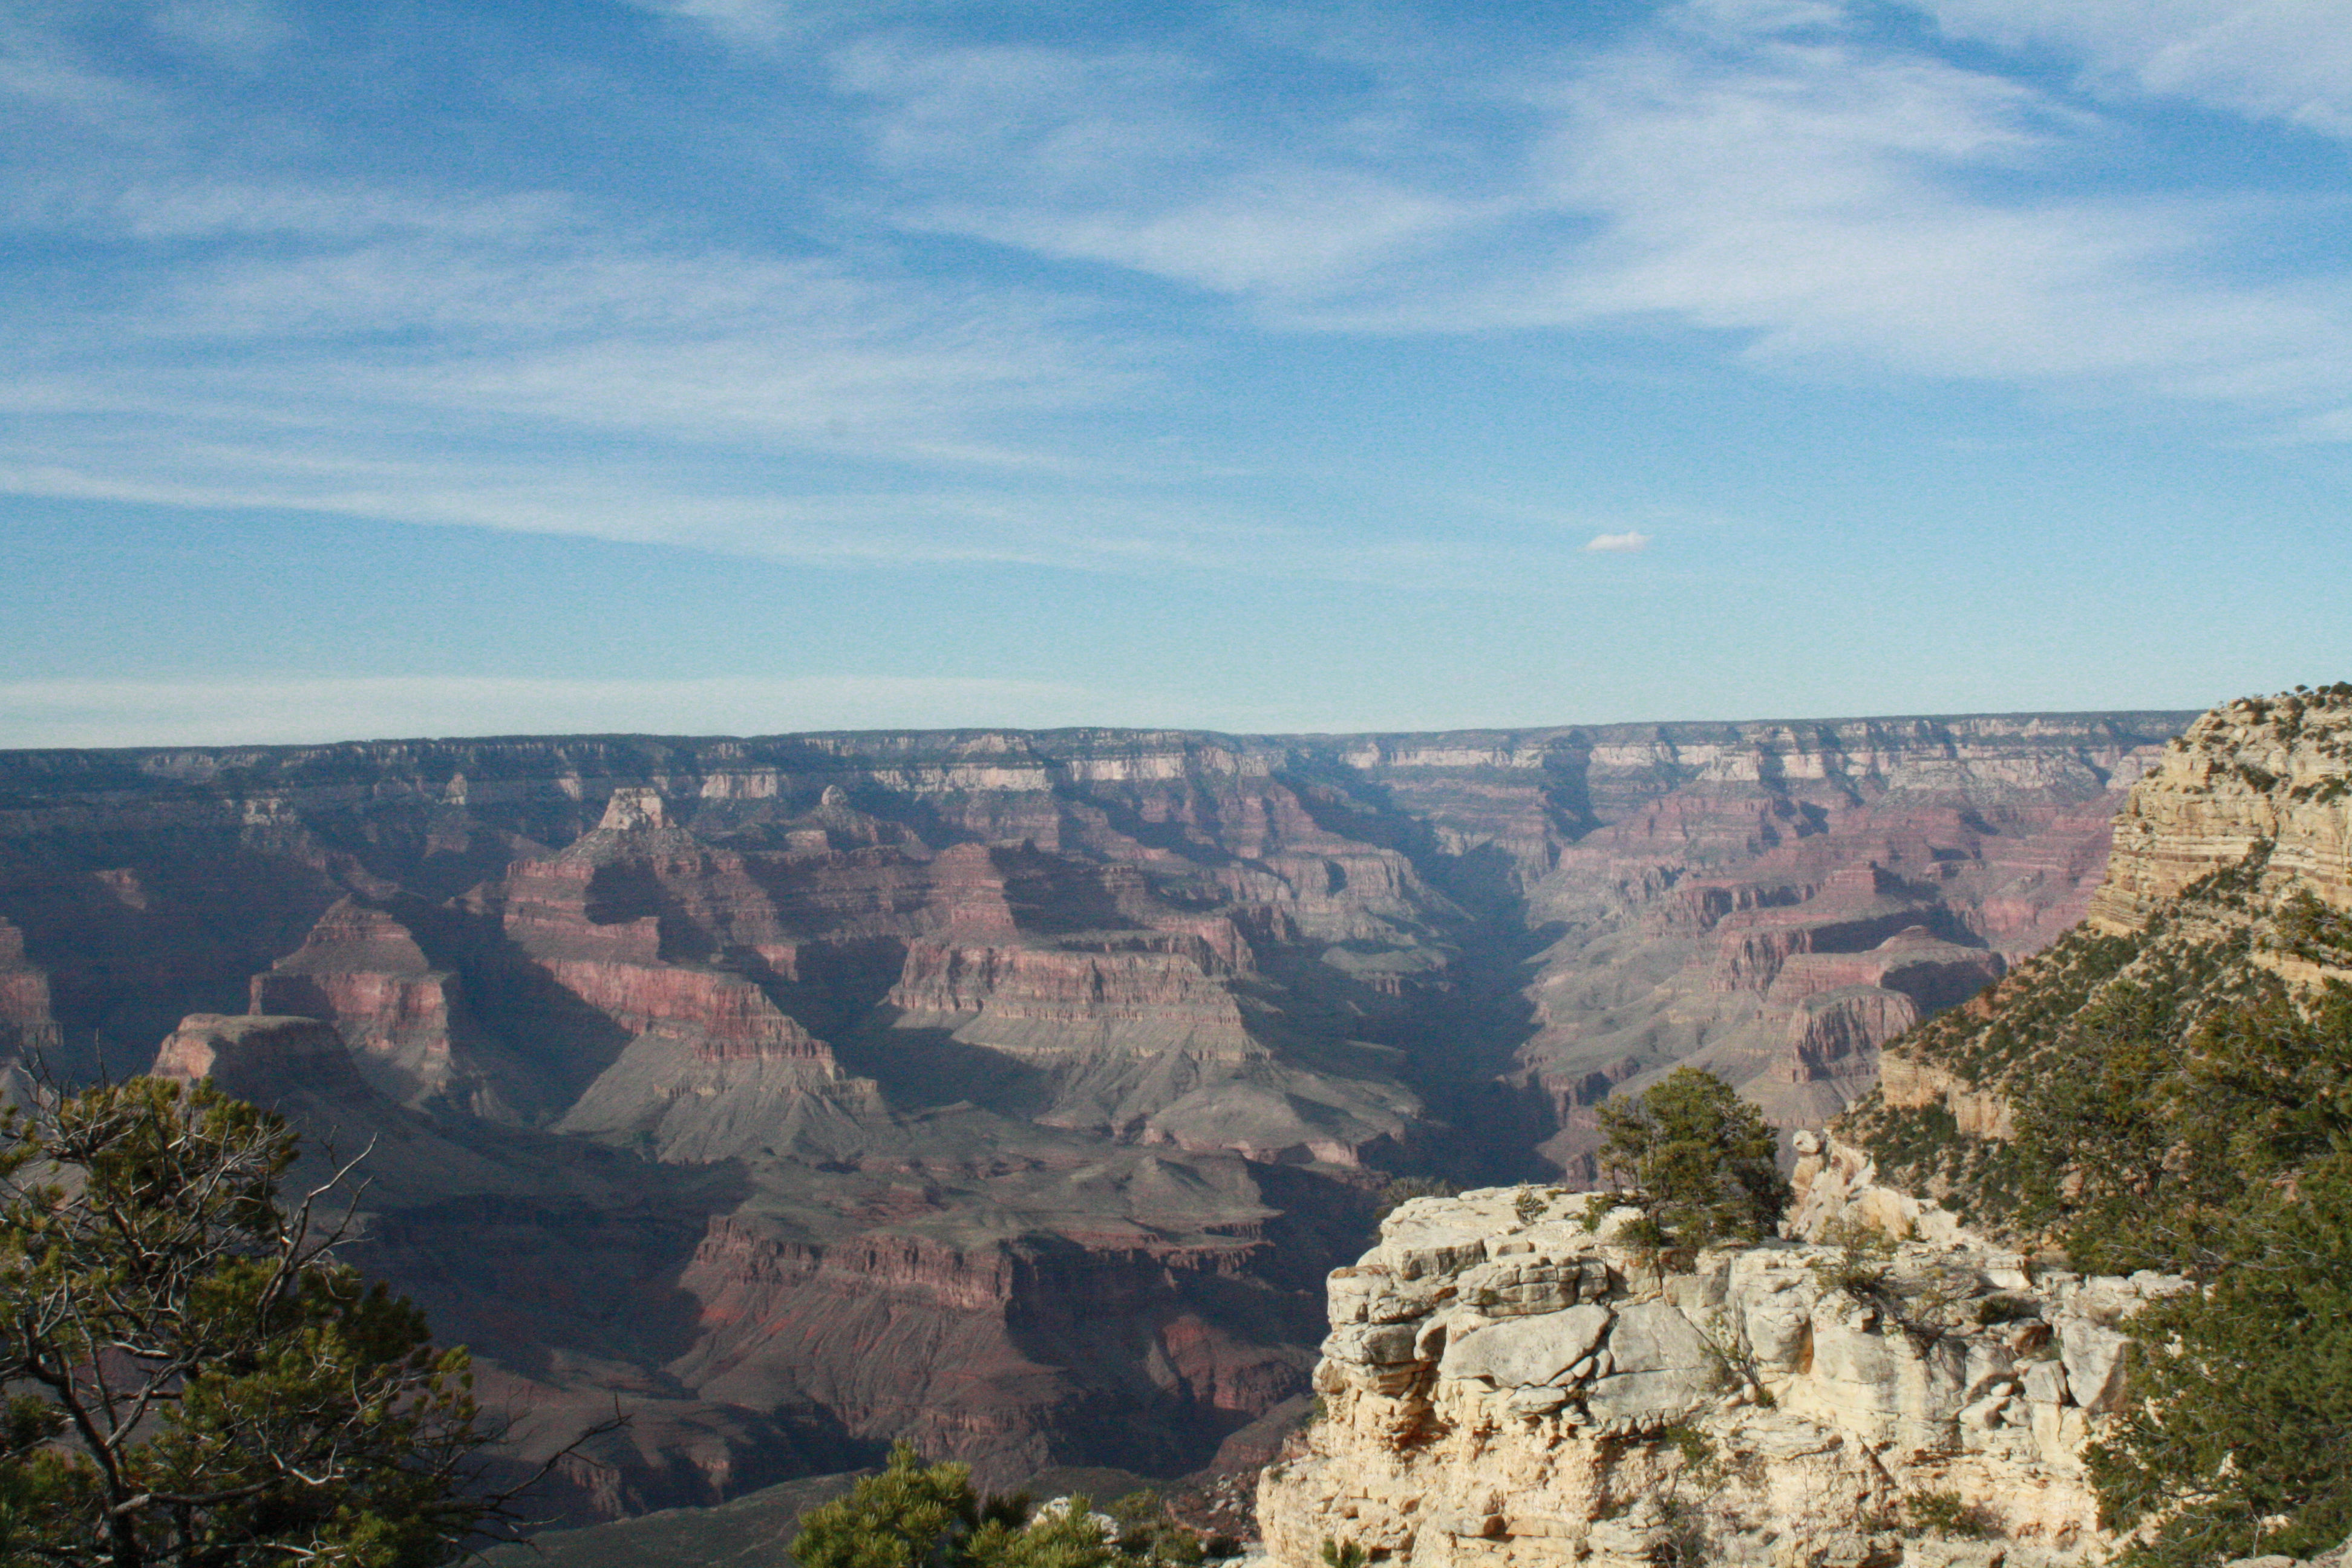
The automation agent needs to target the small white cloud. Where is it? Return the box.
[1583,531,1651,553]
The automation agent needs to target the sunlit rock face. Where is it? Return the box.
[0,714,2186,1514]
[0,916,60,1062]
[1258,1181,2178,1568]
[2086,688,2352,932]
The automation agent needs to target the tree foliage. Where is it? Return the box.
[2087,1158,2352,1567]
[1595,1068,1788,1252]
[2005,976,2352,1564]
[792,1447,1206,1568]
[0,1077,500,1567]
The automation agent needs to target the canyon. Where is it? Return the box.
[0,713,2188,1514]
[1259,686,2352,1568]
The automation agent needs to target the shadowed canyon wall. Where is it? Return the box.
[0,714,2189,1512]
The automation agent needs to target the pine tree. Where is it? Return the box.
[792,1446,1207,1568]
[0,1077,500,1567]
[2088,1158,2352,1566]
[1595,1068,1788,1252]
[2004,978,2352,1562]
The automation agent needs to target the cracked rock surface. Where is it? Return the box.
[1258,1183,2182,1568]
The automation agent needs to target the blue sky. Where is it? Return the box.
[5,0,2351,746]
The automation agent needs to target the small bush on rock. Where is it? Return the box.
[1372,1176,1457,1221]
[1904,1491,1996,1538]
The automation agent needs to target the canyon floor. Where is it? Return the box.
[0,714,2189,1515]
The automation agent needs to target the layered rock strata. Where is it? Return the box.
[1520,720,2167,1158]
[0,713,2192,1512]
[2084,687,2352,929]
[1258,1183,2175,1568]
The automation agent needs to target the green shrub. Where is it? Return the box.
[1974,1293,2039,1327]
[1320,1539,1367,1568]
[1373,1175,1457,1220]
[1904,1490,1996,1538]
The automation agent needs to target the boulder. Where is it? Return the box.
[1583,1300,1726,1426]
[1439,1305,1612,1387]
[2059,1320,2132,1414]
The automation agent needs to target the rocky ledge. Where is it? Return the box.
[1256,1178,2179,1568]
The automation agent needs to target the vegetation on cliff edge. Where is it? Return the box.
[1842,826,2352,1566]
[792,1446,1215,1568]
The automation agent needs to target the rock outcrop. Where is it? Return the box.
[2086,687,2352,932]
[0,916,61,1061]
[248,895,543,1120]
[1258,1184,2178,1568]
[153,1013,376,1109]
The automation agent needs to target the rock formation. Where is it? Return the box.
[2085,687,2352,931]
[1256,1181,2177,1568]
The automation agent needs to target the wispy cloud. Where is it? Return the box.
[1498,15,2352,402]
[836,37,1489,298]
[1913,0,2352,135]
[621,0,799,51]
[0,675,1119,748]
[149,0,293,60]
[837,3,2352,431]
[13,0,2352,601]
[0,161,1172,552]
[1583,531,1650,552]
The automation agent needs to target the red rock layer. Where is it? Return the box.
[247,897,505,1109]
[888,939,1258,1060]
[672,1210,1305,1483]
[0,916,62,1060]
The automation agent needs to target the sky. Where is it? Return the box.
[6,0,2352,747]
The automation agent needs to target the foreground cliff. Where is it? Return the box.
[0,713,2187,1512]
[1256,1183,2166,1568]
